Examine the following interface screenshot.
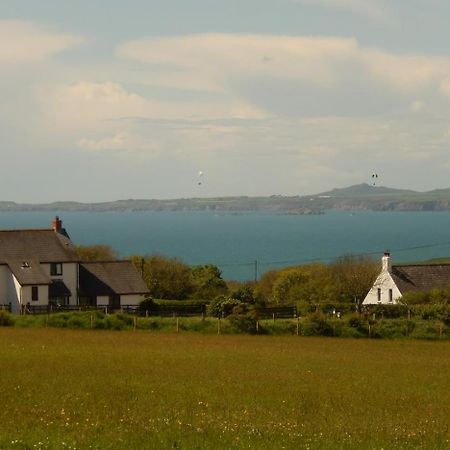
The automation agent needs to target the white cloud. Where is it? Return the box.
[78,132,129,152]
[0,20,82,64]
[38,81,265,126]
[118,33,450,100]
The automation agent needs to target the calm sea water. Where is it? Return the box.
[1,210,450,280]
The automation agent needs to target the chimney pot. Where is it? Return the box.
[382,251,391,272]
[52,216,62,232]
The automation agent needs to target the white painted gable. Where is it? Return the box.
[362,253,402,305]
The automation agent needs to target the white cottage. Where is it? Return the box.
[363,252,450,305]
[0,217,78,313]
[0,217,149,312]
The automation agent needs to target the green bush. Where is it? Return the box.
[346,315,369,336]
[306,313,335,336]
[139,297,158,312]
[207,296,242,317]
[227,305,259,334]
[0,310,13,326]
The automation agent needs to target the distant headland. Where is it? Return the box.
[2,183,450,214]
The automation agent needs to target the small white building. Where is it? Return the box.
[363,252,450,305]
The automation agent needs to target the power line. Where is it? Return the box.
[213,239,450,270]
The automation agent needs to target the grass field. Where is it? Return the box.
[0,329,449,449]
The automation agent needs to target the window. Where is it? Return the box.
[50,263,63,276]
[377,288,381,303]
[389,289,393,303]
[31,286,39,302]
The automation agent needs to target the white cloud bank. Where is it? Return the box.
[0,20,82,64]
[117,33,450,97]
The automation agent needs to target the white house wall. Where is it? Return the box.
[22,285,49,307]
[362,271,402,305]
[97,296,110,306]
[120,294,146,307]
[0,266,20,313]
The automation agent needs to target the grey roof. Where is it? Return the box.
[391,264,450,293]
[7,260,51,285]
[0,229,78,263]
[80,261,149,296]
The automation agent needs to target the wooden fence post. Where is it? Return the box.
[256,321,259,333]
[176,317,179,333]
[90,314,94,329]
[217,317,221,335]
[296,316,300,336]
[134,316,137,332]
[368,323,371,338]
[272,313,275,324]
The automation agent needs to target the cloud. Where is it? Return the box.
[36,80,266,135]
[118,33,450,104]
[0,20,82,64]
[78,131,129,152]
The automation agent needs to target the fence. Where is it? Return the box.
[254,305,297,319]
[25,305,109,315]
[18,303,297,319]
[0,304,11,312]
[122,304,207,317]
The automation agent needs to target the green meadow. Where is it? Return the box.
[0,329,449,450]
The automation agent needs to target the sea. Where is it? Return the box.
[1,210,450,281]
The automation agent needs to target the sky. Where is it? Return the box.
[2,0,450,202]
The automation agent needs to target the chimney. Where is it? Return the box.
[382,251,391,272]
[52,216,63,233]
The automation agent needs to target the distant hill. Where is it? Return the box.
[317,183,417,198]
[2,183,450,214]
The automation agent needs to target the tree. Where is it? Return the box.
[75,245,117,261]
[331,254,379,307]
[190,264,228,300]
[131,255,193,300]
[271,264,340,307]
[255,269,279,303]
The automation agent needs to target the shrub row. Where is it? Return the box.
[1,311,448,340]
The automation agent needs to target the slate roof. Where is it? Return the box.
[79,261,149,296]
[391,264,450,293]
[0,229,78,263]
[7,260,51,286]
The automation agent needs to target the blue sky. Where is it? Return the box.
[2,1,450,201]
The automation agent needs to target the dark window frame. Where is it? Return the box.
[50,262,63,276]
[377,288,381,303]
[31,286,39,302]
